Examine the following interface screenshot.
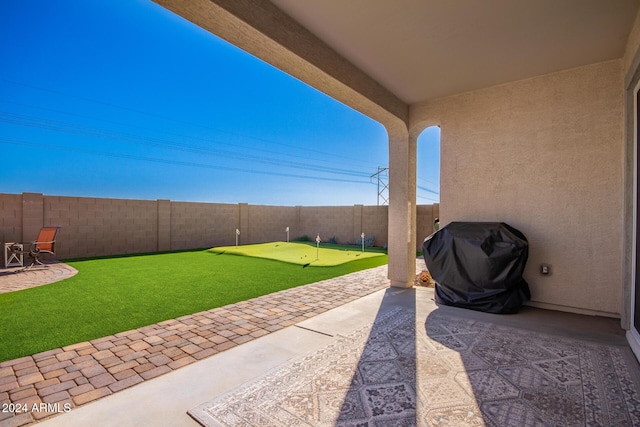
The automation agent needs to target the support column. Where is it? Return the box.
[388,130,417,288]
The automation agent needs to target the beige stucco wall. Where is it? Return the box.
[411,60,624,316]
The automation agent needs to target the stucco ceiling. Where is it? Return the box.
[270,0,640,104]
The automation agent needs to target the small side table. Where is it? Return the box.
[4,243,23,268]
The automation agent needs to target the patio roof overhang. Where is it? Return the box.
[154,0,638,111]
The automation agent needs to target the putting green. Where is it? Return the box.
[209,241,385,266]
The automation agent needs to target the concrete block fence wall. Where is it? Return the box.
[0,193,439,261]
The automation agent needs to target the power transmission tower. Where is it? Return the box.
[370,167,389,206]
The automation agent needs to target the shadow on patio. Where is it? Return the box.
[185,288,640,426]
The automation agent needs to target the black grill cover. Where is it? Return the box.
[423,222,530,314]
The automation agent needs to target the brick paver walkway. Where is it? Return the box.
[0,263,398,426]
[0,262,77,294]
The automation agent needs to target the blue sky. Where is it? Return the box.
[0,0,440,206]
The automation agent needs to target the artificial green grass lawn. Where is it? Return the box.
[211,241,385,266]
[0,247,387,362]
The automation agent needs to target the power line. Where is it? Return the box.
[417,194,440,203]
[417,176,439,187]
[1,108,442,199]
[0,111,377,180]
[0,79,385,169]
[0,79,444,200]
[0,138,379,185]
[417,185,439,195]
[0,100,379,172]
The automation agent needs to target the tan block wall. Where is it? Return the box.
[411,60,623,316]
[246,205,299,244]
[299,206,355,244]
[363,205,389,248]
[157,200,171,252]
[170,201,238,249]
[416,204,439,248]
[43,196,158,258]
[1,193,436,260]
[22,193,44,243]
[0,194,22,244]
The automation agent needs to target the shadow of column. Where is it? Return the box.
[334,287,418,426]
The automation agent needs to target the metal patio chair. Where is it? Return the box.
[9,226,60,269]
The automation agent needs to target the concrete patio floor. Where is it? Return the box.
[35,284,633,427]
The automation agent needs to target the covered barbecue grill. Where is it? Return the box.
[422,222,530,314]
